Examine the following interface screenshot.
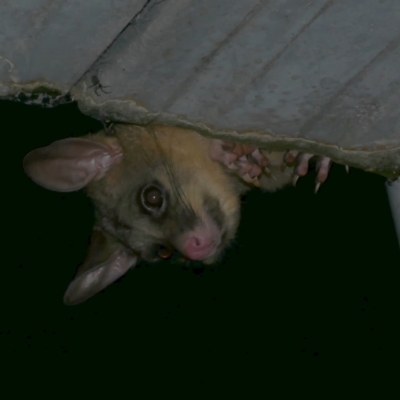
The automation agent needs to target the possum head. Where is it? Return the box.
[23,124,241,304]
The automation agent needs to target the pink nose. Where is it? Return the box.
[183,235,215,260]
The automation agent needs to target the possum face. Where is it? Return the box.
[23,124,241,304]
[90,125,241,265]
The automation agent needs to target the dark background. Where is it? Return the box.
[2,99,399,389]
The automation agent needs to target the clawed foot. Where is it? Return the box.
[209,140,269,187]
[210,139,339,192]
[284,151,333,193]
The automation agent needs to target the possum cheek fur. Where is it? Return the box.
[155,126,242,263]
[160,162,241,264]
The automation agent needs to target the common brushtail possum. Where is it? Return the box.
[23,124,332,305]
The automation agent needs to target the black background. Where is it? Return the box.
[2,99,399,390]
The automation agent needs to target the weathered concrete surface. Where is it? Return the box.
[0,0,148,105]
[1,0,399,177]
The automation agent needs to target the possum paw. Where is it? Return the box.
[284,151,332,193]
[209,140,269,186]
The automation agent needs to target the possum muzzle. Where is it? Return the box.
[172,212,222,261]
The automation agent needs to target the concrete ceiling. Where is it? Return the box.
[1,0,399,177]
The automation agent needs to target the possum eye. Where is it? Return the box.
[157,245,173,260]
[144,187,162,207]
[140,184,166,214]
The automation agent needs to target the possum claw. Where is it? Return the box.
[228,162,238,170]
[315,156,332,184]
[249,148,269,168]
[242,173,260,186]
[253,178,261,187]
[295,153,315,177]
[285,151,333,191]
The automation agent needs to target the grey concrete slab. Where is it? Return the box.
[0,0,148,103]
[0,0,399,176]
[75,0,400,177]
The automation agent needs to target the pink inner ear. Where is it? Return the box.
[63,229,138,305]
[23,137,123,192]
[63,249,137,305]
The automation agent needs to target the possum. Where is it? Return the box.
[23,123,332,305]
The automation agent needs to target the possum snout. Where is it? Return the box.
[182,233,219,260]
[174,215,222,261]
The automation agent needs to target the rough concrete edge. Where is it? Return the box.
[0,81,72,107]
[74,94,400,180]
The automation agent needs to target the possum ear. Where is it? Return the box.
[23,137,123,192]
[63,229,137,305]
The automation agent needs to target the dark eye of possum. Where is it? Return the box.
[138,183,175,260]
[140,183,166,215]
[157,244,174,260]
